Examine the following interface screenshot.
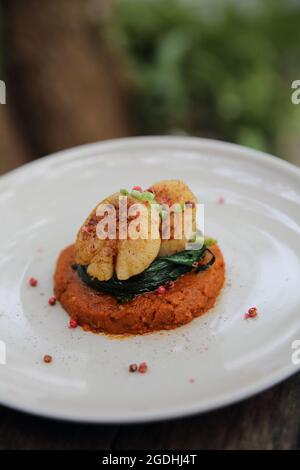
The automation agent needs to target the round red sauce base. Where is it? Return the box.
[54,244,225,335]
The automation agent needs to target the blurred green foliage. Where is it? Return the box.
[102,0,300,154]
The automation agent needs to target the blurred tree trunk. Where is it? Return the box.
[0,0,132,158]
[0,107,32,175]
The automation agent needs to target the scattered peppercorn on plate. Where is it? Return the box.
[0,137,300,423]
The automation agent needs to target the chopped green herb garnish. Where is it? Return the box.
[141,191,155,201]
[120,188,129,196]
[204,237,217,247]
[130,189,143,199]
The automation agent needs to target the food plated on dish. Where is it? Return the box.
[1,136,300,423]
[54,179,225,335]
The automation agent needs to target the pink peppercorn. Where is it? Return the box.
[43,354,52,364]
[48,296,56,306]
[245,307,258,319]
[29,277,38,287]
[156,285,166,295]
[69,319,78,329]
[138,362,148,374]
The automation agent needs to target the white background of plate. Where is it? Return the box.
[0,136,300,423]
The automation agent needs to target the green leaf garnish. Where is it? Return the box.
[204,237,217,247]
[120,188,129,196]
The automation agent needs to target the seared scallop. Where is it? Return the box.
[150,179,198,256]
[75,192,161,281]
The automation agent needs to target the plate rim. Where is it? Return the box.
[0,360,299,424]
[1,135,300,185]
[1,135,300,424]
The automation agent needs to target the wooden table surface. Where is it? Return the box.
[1,371,300,450]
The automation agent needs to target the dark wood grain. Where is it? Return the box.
[1,372,300,450]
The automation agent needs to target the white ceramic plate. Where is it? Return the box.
[1,136,300,423]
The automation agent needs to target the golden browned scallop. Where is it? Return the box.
[150,180,198,256]
[75,192,161,281]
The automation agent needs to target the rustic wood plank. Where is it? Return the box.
[0,107,32,176]
[0,405,119,450]
[1,0,132,158]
